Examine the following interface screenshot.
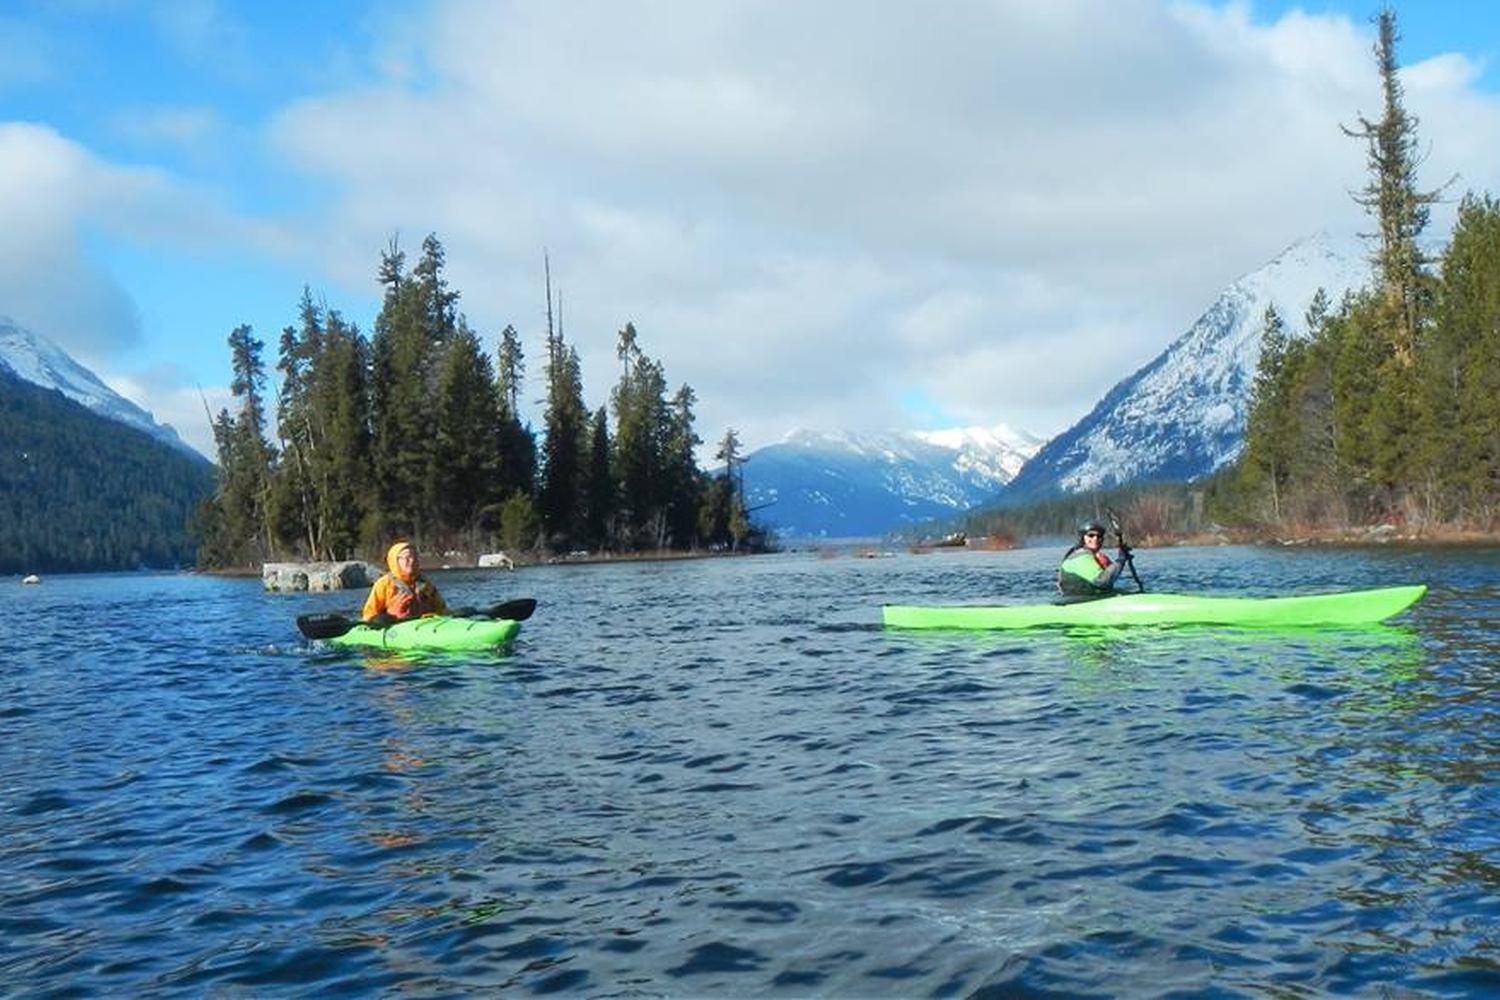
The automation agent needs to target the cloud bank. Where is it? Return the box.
[265,0,1500,445]
[5,2,1500,455]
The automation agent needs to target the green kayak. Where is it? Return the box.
[328,615,521,652]
[882,584,1426,630]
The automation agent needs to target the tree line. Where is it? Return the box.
[197,235,760,568]
[1221,9,1500,533]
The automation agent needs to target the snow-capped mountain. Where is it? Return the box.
[0,316,198,458]
[742,424,1043,538]
[1002,232,1372,500]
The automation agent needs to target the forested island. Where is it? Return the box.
[196,240,766,569]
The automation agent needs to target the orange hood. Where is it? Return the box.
[386,541,415,583]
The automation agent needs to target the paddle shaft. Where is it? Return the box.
[1105,507,1145,593]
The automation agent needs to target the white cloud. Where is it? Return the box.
[0,124,144,354]
[0,122,305,360]
[12,2,1500,458]
[258,0,1500,449]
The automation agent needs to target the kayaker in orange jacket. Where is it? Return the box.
[362,541,448,622]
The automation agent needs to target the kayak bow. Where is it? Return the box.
[882,585,1426,630]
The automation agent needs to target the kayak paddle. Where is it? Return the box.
[296,597,538,641]
[1105,506,1145,593]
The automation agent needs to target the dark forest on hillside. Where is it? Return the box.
[0,368,214,573]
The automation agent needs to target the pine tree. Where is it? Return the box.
[314,310,372,557]
[1282,293,1342,525]
[538,259,589,549]
[1337,6,1451,516]
[582,405,615,550]
[495,323,537,500]
[663,384,704,548]
[1428,194,1500,522]
[270,289,323,556]
[1329,292,1389,519]
[1241,305,1292,522]
[432,321,501,550]
[611,324,670,546]
[370,237,440,543]
[1341,6,1444,368]
[702,427,750,550]
[211,324,276,564]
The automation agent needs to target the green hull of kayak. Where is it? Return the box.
[328,615,521,651]
[882,585,1426,630]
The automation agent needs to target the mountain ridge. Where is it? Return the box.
[0,316,200,459]
[1001,232,1372,500]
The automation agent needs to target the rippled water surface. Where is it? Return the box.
[4,545,1499,996]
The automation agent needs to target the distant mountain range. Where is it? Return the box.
[0,316,199,458]
[741,425,1043,538]
[1002,232,1371,500]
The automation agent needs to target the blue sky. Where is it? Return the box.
[3,1,1500,459]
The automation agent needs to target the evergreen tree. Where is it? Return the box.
[314,310,373,557]
[1341,6,1444,367]
[370,236,441,543]
[495,323,537,501]
[1338,6,1448,512]
[582,405,615,550]
[538,259,589,549]
[700,427,749,550]
[1328,292,1388,518]
[1427,194,1500,522]
[1282,294,1343,525]
[611,323,670,546]
[413,233,460,346]
[663,384,704,548]
[270,289,323,556]
[211,324,276,564]
[432,320,501,550]
[1241,304,1292,521]
[497,491,542,554]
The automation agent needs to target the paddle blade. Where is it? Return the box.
[485,597,537,621]
[296,613,358,640]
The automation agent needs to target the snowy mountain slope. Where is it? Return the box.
[742,424,1043,538]
[0,316,199,458]
[1002,232,1372,500]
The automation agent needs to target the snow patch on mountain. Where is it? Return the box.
[1003,232,1372,499]
[0,316,197,457]
[743,424,1043,537]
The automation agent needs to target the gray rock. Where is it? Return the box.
[262,561,382,592]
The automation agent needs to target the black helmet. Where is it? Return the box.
[1078,520,1106,537]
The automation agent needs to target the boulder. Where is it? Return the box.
[477,551,516,569]
[262,561,382,592]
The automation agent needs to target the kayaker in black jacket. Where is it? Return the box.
[1057,520,1132,598]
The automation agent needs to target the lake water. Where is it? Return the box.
[4,544,1498,996]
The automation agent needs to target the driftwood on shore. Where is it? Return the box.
[262,561,382,592]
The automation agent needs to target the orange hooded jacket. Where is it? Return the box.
[362,542,448,621]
